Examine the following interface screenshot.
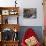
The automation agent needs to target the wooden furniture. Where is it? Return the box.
[0,7,20,46]
[2,41,19,46]
[0,24,20,31]
[0,7,19,24]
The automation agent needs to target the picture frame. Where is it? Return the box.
[2,10,9,15]
[9,10,18,15]
[23,8,37,19]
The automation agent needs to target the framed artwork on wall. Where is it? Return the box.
[23,8,37,19]
[9,10,18,15]
[2,10,9,15]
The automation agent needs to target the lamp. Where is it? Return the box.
[15,0,17,7]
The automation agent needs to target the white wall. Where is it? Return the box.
[19,0,43,26]
[0,0,43,26]
[0,0,15,7]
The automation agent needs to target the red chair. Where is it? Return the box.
[21,28,41,46]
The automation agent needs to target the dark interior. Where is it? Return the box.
[1,28,18,41]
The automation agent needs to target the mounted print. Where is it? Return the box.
[2,10,9,15]
[23,8,37,18]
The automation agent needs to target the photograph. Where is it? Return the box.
[23,8,37,18]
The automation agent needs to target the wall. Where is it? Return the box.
[0,0,43,26]
[0,0,15,7]
[19,0,43,26]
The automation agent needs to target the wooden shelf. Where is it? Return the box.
[0,7,20,46]
[0,24,20,32]
[0,7,19,24]
[0,7,19,10]
[0,40,19,46]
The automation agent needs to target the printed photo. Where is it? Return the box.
[23,8,37,18]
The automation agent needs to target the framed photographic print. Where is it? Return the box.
[2,10,9,15]
[23,8,37,19]
[10,11,15,15]
[9,10,18,15]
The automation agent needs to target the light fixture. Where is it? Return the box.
[15,0,17,7]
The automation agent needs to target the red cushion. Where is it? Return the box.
[21,28,41,46]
